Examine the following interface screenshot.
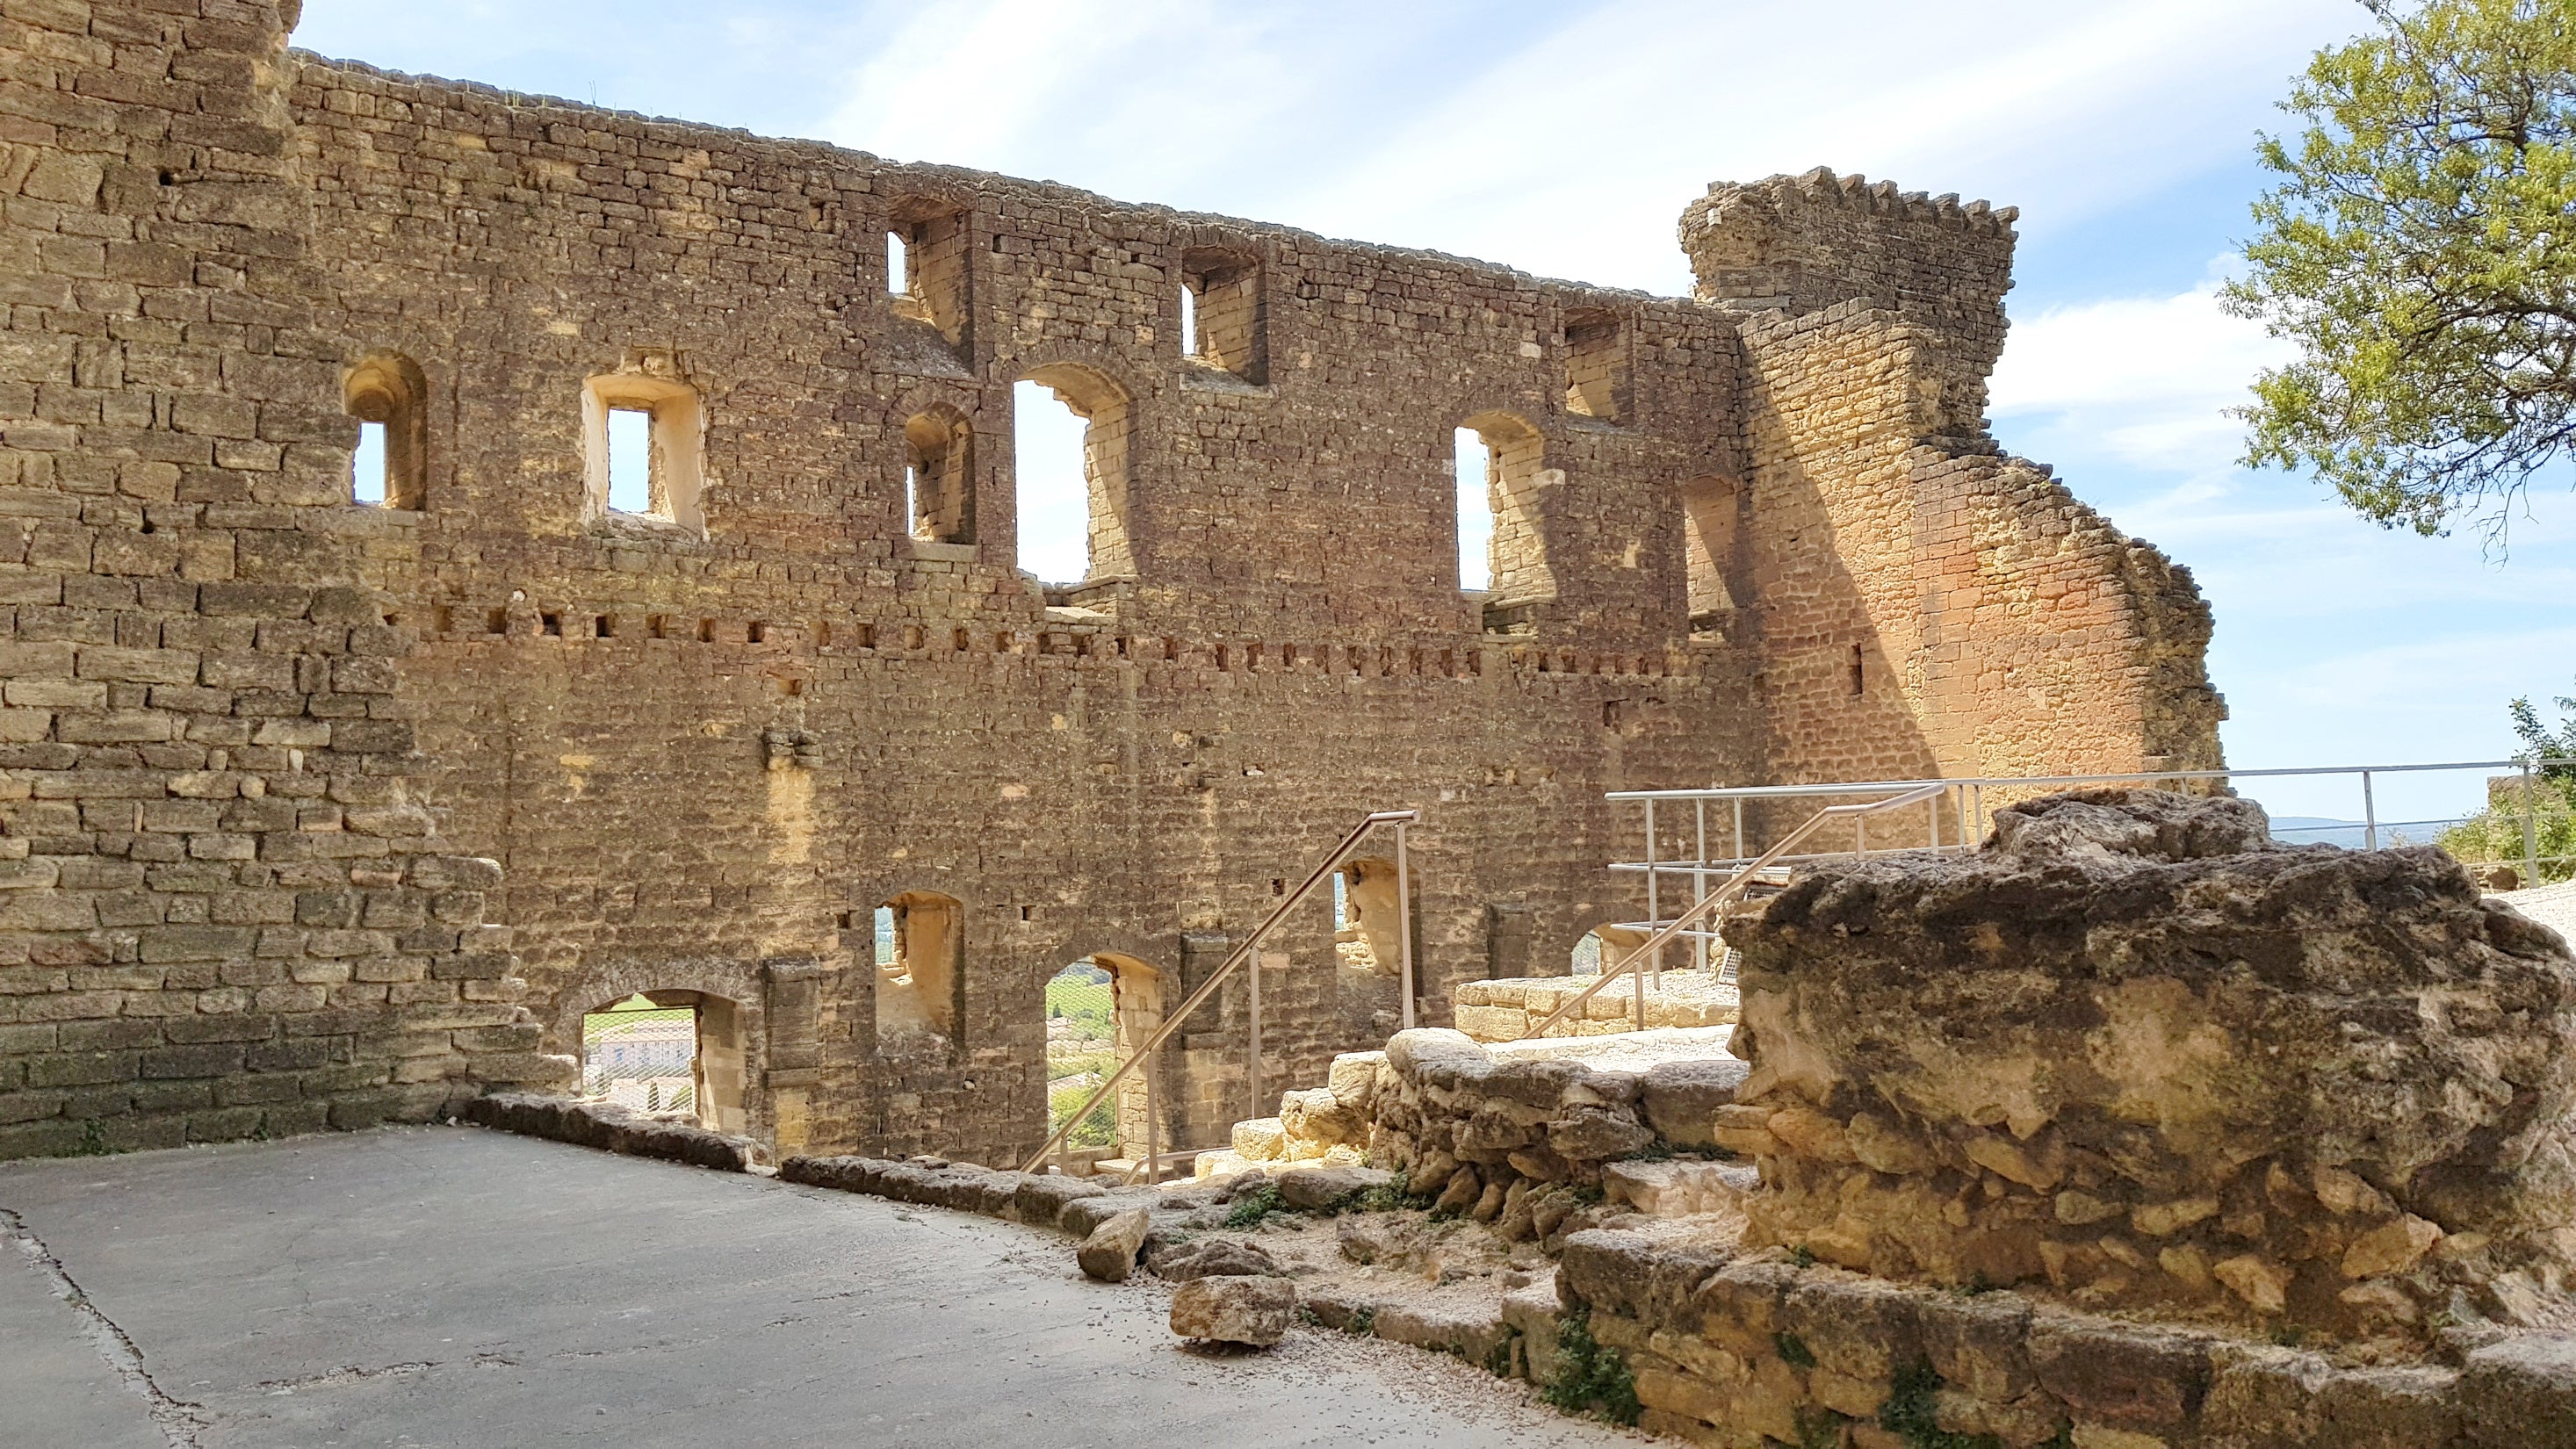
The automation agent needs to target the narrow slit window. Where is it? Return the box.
[1179,284,1197,357]
[350,420,387,505]
[1851,644,1866,696]
[1455,428,1494,592]
[888,230,910,295]
[606,407,653,514]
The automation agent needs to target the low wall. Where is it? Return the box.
[1452,971,1741,1042]
[1556,1226,2572,1449]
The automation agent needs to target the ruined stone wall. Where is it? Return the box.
[0,6,2225,1165]
[0,0,563,1161]
[277,52,1762,1167]
[1705,170,2225,795]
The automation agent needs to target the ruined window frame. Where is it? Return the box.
[1017,363,1136,584]
[1177,247,1266,385]
[581,371,706,535]
[343,350,428,510]
[1679,473,1742,633]
[1562,307,1632,423]
[1458,410,1555,608]
[901,404,977,546]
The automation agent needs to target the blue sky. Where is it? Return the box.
[292,0,2576,825]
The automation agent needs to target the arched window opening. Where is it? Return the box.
[1179,247,1266,383]
[1569,925,1649,977]
[1016,364,1133,585]
[1043,953,1164,1174]
[578,989,747,1135]
[903,406,975,544]
[583,364,704,532]
[875,890,962,1053]
[1680,474,1741,634]
[1562,307,1630,422]
[887,199,970,346]
[343,351,425,508]
[1459,411,1553,616]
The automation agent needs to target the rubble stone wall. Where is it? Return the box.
[1723,789,2576,1346]
[3,2,2224,1164]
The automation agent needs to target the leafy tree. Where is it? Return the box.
[2436,676,2576,881]
[2227,0,2576,542]
[2513,675,2576,802]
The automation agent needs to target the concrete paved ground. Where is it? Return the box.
[0,1127,1644,1448]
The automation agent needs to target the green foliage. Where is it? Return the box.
[1774,1330,1817,1370]
[1044,1056,1116,1150]
[1352,1166,1425,1214]
[2226,0,2576,541]
[1223,1184,1291,1229]
[2434,684,2576,883]
[2515,680,2576,807]
[1539,1310,1641,1426]
[1483,1327,1521,1378]
[1043,971,1114,1036]
[1880,1358,2005,1449]
[1789,1244,1817,1270]
[74,1120,107,1157]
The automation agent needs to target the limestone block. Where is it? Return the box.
[1145,1235,1279,1282]
[1638,1060,1741,1152]
[2463,1335,2576,1447]
[1452,1005,1527,1042]
[1273,1164,1389,1212]
[1374,1301,1509,1364]
[1077,1208,1151,1282]
[1230,1116,1285,1160]
[1170,1274,1295,1346]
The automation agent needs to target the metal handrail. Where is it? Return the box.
[1512,782,1947,1042]
[1021,808,1420,1179]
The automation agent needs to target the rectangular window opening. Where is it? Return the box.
[1180,283,1197,357]
[646,614,668,639]
[698,617,716,643]
[541,612,563,637]
[606,406,653,515]
[888,230,911,295]
[1851,643,1866,697]
[486,608,508,635]
[747,621,768,644]
[351,420,388,506]
[595,615,614,638]
[1563,311,1630,422]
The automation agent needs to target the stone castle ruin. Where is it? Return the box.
[0,0,2223,1169]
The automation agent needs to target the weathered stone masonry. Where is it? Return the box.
[0,0,2222,1165]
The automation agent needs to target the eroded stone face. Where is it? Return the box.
[1724,788,2576,1342]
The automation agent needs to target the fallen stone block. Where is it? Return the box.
[1012,1173,1109,1229]
[1060,1189,1159,1239]
[1171,1274,1296,1346]
[1078,1208,1152,1282]
[1274,1164,1391,1212]
[1145,1235,1279,1281]
[1298,1287,1385,1333]
[1638,1057,1749,1146]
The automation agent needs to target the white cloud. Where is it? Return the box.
[1989,272,2299,477]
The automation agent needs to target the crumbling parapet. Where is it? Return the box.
[1723,789,2576,1346]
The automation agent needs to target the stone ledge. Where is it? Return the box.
[460,1092,767,1173]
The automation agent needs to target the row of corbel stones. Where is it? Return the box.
[1558,1227,2576,1449]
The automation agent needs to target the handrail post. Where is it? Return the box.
[1247,929,1262,1131]
[2363,769,2378,851]
[1144,1036,1159,1185]
[1396,820,1416,1031]
[2526,758,2542,885]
